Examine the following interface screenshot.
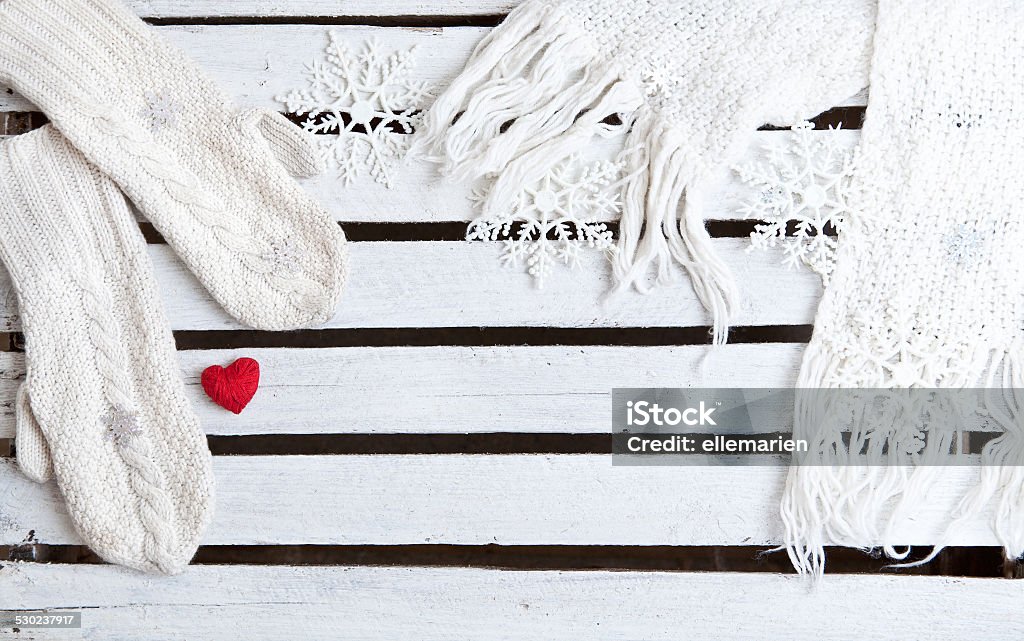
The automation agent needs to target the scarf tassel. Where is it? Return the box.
[782,341,1024,576]
[414,0,739,344]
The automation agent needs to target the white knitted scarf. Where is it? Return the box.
[417,0,875,344]
[423,0,1024,573]
[783,0,1024,574]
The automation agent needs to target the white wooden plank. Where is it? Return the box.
[0,24,864,222]
[0,26,485,113]
[0,455,1000,547]
[128,0,521,18]
[2,565,1020,641]
[0,344,805,438]
[295,129,859,223]
[0,344,1001,438]
[0,25,869,112]
[0,239,823,332]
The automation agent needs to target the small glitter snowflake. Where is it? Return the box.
[468,155,622,288]
[140,89,183,132]
[944,223,987,266]
[734,121,857,285]
[277,34,434,189]
[102,405,143,446]
[263,237,302,275]
[641,67,675,97]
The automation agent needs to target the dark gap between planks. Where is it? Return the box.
[142,219,825,243]
[0,544,1010,578]
[0,431,999,458]
[171,326,815,349]
[144,15,508,28]
[198,431,1007,456]
[3,326,812,352]
[287,105,864,136]
[1,106,862,139]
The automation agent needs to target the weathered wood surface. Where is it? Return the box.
[0,240,823,332]
[0,3,1008,632]
[2,565,1020,641]
[0,345,1005,438]
[0,456,998,547]
[0,344,806,437]
[0,25,863,222]
[0,25,870,113]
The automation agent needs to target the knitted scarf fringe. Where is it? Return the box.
[781,341,1024,577]
[414,0,739,344]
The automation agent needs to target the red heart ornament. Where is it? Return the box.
[201,358,260,414]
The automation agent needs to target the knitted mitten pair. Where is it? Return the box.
[416,0,875,344]
[0,0,348,573]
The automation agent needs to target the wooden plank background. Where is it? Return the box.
[0,2,1015,640]
[0,457,1002,547]
[0,240,823,332]
[5,566,1023,640]
[0,345,808,436]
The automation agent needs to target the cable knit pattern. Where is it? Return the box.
[0,0,348,331]
[416,0,875,344]
[76,268,182,574]
[0,126,213,575]
[783,0,1024,576]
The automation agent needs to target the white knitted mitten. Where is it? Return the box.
[0,126,214,575]
[417,0,875,343]
[0,0,347,332]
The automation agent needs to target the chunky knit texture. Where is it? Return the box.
[416,0,875,343]
[783,0,1024,576]
[0,0,348,332]
[0,126,214,575]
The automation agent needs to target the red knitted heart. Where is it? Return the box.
[201,358,260,415]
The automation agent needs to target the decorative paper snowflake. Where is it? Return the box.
[734,121,857,285]
[826,306,973,389]
[468,155,622,288]
[102,405,143,446]
[277,34,433,188]
[140,89,182,132]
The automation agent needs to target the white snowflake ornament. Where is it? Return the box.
[468,155,622,288]
[102,404,143,446]
[277,34,433,188]
[263,237,303,276]
[734,121,856,285]
[944,223,988,267]
[140,89,183,132]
